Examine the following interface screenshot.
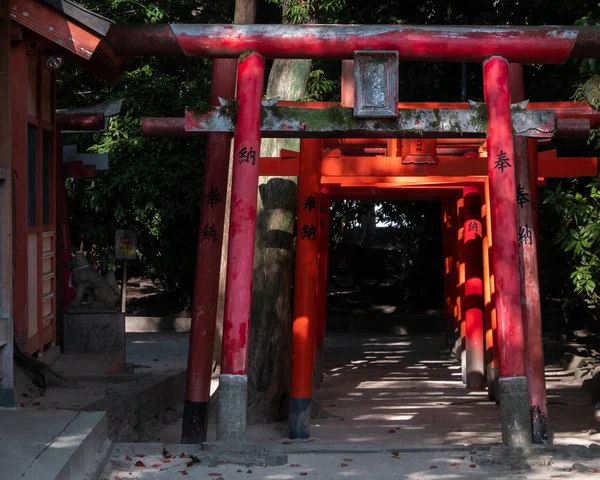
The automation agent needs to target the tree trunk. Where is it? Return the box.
[246,58,311,424]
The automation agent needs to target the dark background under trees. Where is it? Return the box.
[58,0,600,328]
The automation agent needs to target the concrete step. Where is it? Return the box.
[1,409,112,480]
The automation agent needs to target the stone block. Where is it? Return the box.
[63,313,125,374]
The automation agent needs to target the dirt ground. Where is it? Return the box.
[101,447,600,480]
[148,333,600,447]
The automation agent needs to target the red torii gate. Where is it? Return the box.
[110,22,600,447]
[144,106,597,444]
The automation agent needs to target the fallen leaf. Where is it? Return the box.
[470,450,477,454]
[452,463,460,467]
[341,463,348,467]
[430,466,438,469]
[125,456,132,461]
[247,469,253,473]
[160,469,167,472]
[282,440,292,444]
[469,464,477,468]
[388,429,396,433]
[392,451,399,457]
[162,459,171,463]
[181,471,188,476]
[135,461,145,467]
[135,454,145,458]
[187,461,194,467]
[458,456,465,460]
[22,393,29,398]
[39,391,45,396]
[591,468,599,473]
[180,453,189,459]
[343,458,353,462]
[164,455,173,459]
[290,464,301,468]
[327,404,336,407]
[153,358,159,361]
[115,477,121,480]
[300,473,308,476]
[32,402,41,406]
[152,463,161,468]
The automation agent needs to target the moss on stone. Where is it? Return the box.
[219,100,238,125]
[574,75,600,111]
[469,102,489,131]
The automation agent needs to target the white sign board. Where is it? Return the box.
[115,229,137,260]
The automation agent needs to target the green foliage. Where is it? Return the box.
[57,0,600,314]
[304,69,338,102]
[266,0,346,24]
[544,179,600,310]
[57,0,231,307]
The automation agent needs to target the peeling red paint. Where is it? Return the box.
[484,56,526,378]
[220,52,265,376]
[142,25,585,64]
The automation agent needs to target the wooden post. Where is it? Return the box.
[482,179,499,401]
[0,0,14,407]
[314,188,330,390]
[181,58,237,444]
[217,52,264,442]
[289,138,322,439]
[510,64,549,444]
[121,260,128,313]
[454,197,466,382]
[463,186,485,390]
[442,199,457,350]
[483,56,531,445]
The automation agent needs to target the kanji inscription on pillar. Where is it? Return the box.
[206,184,221,208]
[518,225,533,246]
[303,195,317,212]
[238,146,256,165]
[468,221,479,233]
[494,150,512,172]
[515,184,531,209]
[301,224,317,241]
[202,223,217,242]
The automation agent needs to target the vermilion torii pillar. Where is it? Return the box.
[217,52,264,442]
[482,180,499,401]
[483,56,532,445]
[463,186,485,390]
[315,188,331,390]
[510,64,549,444]
[455,197,466,381]
[290,138,322,439]
[182,58,237,444]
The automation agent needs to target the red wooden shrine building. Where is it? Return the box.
[0,0,126,405]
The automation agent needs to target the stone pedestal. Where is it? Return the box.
[63,312,125,374]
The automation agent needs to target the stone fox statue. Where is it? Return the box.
[66,252,120,309]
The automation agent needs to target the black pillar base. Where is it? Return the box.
[181,400,209,444]
[289,397,311,439]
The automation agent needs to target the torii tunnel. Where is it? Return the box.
[103,21,600,447]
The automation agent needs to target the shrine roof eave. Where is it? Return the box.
[10,0,127,84]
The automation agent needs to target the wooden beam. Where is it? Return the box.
[10,0,102,60]
[257,153,597,178]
